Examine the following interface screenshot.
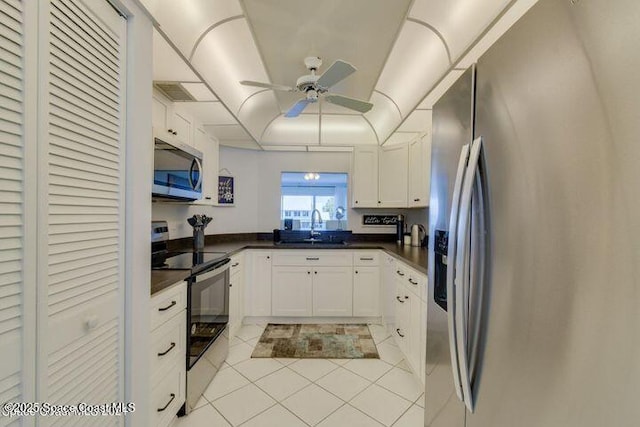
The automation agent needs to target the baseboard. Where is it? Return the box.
[243,316,383,325]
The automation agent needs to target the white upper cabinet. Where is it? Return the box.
[351,145,379,208]
[379,142,409,207]
[408,135,431,207]
[192,127,219,206]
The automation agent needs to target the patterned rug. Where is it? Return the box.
[251,324,379,359]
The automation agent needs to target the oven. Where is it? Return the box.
[184,257,230,414]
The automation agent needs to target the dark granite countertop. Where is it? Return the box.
[151,235,427,295]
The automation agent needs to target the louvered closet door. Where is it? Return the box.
[44,0,125,424]
[0,0,25,424]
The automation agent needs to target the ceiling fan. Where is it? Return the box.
[240,56,374,118]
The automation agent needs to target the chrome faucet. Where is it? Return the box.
[310,209,323,237]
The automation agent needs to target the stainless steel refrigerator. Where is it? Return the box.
[426,0,640,426]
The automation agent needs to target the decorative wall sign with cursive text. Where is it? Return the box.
[362,214,398,226]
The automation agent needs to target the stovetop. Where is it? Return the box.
[152,250,228,272]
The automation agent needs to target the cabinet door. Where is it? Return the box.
[379,143,408,207]
[152,95,169,131]
[408,136,430,207]
[170,111,192,146]
[408,292,422,374]
[353,266,380,317]
[312,267,353,316]
[351,146,379,207]
[272,267,312,316]
[382,255,397,333]
[247,251,272,317]
[192,128,219,206]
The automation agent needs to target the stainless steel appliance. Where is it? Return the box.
[151,221,230,416]
[426,1,640,426]
[153,134,203,201]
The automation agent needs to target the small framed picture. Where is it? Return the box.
[217,175,234,205]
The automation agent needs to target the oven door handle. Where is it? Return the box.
[193,259,230,281]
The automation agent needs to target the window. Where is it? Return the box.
[280,172,348,230]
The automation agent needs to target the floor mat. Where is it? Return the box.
[251,323,379,359]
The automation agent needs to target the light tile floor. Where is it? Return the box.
[175,323,424,427]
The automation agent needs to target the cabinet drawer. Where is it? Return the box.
[272,250,353,266]
[151,311,186,385]
[406,267,427,300]
[230,252,244,276]
[150,282,187,331]
[151,364,185,427]
[353,251,380,266]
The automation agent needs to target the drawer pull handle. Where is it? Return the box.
[408,278,418,285]
[231,262,240,267]
[396,296,405,303]
[158,301,176,312]
[158,342,176,357]
[157,393,175,412]
[414,198,420,202]
[396,270,405,276]
[306,257,319,261]
[396,328,405,338]
[359,257,374,261]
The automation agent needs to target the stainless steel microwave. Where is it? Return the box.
[153,135,203,201]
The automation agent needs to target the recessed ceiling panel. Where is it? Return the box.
[181,83,218,101]
[320,115,377,145]
[219,139,262,150]
[145,0,243,58]
[242,0,412,111]
[179,102,236,125]
[203,124,252,140]
[364,92,402,144]
[152,29,199,82]
[261,115,319,145]
[385,132,420,145]
[237,91,282,140]
[262,145,307,152]
[398,109,432,133]
[417,69,466,109]
[409,0,510,62]
[191,19,276,114]
[376,21,449,118]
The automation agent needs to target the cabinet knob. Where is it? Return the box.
[377,201,381,204]
[229,283,233,287]
[307,271,311,275]
[414,198,420,202]
[355,200,358,204]
[355,270,358,274]
[267,256,270,259]
[314,271,318,275]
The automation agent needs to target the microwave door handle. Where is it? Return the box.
[189,158,203,191]
[447,143,470,403]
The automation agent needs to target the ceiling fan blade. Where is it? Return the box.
[284,99,311,118]
[316,60,356,89]
[325,94,373,113]
[240,80,294,92]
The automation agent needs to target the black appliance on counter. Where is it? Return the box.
[151,221,230,415]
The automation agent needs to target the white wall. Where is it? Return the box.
[153,146,428,238]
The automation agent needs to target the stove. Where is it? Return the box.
[153,250,228,273]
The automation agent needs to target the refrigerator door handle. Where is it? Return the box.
[455,137,484,413]
[447,143,471,402]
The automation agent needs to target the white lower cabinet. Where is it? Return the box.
[313,267,353,316]
[150,281,187,427]
[388,259,428,381]
[353,266,380,316]
[228,252,246,338]
[246,251,272,317]
[271,267,313,316]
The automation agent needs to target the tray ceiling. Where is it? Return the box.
[144,0,525,150]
